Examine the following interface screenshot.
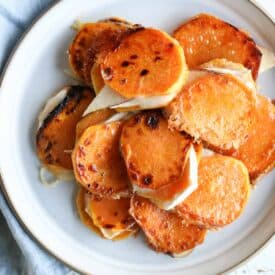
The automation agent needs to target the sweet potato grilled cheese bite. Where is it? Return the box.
[69,20,135,84]
[173,13,262,79]
[72,121,130,198]
[120,111,199,210]
[176,155,250,228]
[165,72,256,151]
[36,86,94,173]
[130,196,207,256]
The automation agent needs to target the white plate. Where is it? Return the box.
[0,0,274,274]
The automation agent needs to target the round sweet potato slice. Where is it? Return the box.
[101,28,188,98]
[223,95,275,181]
[72,121,130,198]
[166,73,256,150]
[36,86,94,171]
[85,194,137,240]
[130,195,206,255]
[76,108,116,140]
[176,155,251,228]
[173,13,262,79]
[69,21,134,84]
[76,188,102,236]
[120,111,192,191]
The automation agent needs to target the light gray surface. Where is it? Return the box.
[0,0,274,274]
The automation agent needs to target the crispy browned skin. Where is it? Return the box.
[69,21,135,84]
[36,86,94,170]
[176,155,250,228]
[101,28,187,98]
[120,111,193,199]
[165,73,256,151]
[72,121,130,197]
[130,196,206,254]
[219,95,275,182]
[173,13,262,79]
[76,108,116,140]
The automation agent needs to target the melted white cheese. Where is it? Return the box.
[40,166,75,186]
[258,46,275,73]
[199,59,256,93]
[38,87,69,129]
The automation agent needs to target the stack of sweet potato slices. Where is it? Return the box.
[35,14,274,256]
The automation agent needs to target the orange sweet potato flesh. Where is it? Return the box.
[165,73,256,151]
[36,86,94,170]
[76,188,102,236]
[173,13,262,79]
[130,195,206,254]
[220,95,275,182]
[87,196,135,230]
[76,108,116,140]
[120,111,192,193]
[72,121,130,198]
[176,155,250,228]
[69,21,134,84]
[101,28,187,98]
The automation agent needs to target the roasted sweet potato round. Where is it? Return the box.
[176,155,251,228]
[36,86,94,171]
[130,196,206,255]
[76,188,102,236]
[173,13,262,79]
[69,21,134,84]
[85,195,137,240]
[223,95,275,181]
[72,121,130,198]
[120,111,192,191]
[101,28,188,98]
[166,73,256,150]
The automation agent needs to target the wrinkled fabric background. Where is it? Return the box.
[0,0,274,274]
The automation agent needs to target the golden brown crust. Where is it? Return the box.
[165,73,256,151]
[173,13,262,79]
[72,121,130,198]
[130,195,206,254]
[120,111,192,194]
[36,86,94,170]
[176,155,251,228]
[101,28,187,98]
[69,21,135,84]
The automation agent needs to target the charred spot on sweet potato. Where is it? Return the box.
[69,21,137,83]
[36,86,94,170]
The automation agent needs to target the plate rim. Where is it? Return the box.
[0,0,274,274]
